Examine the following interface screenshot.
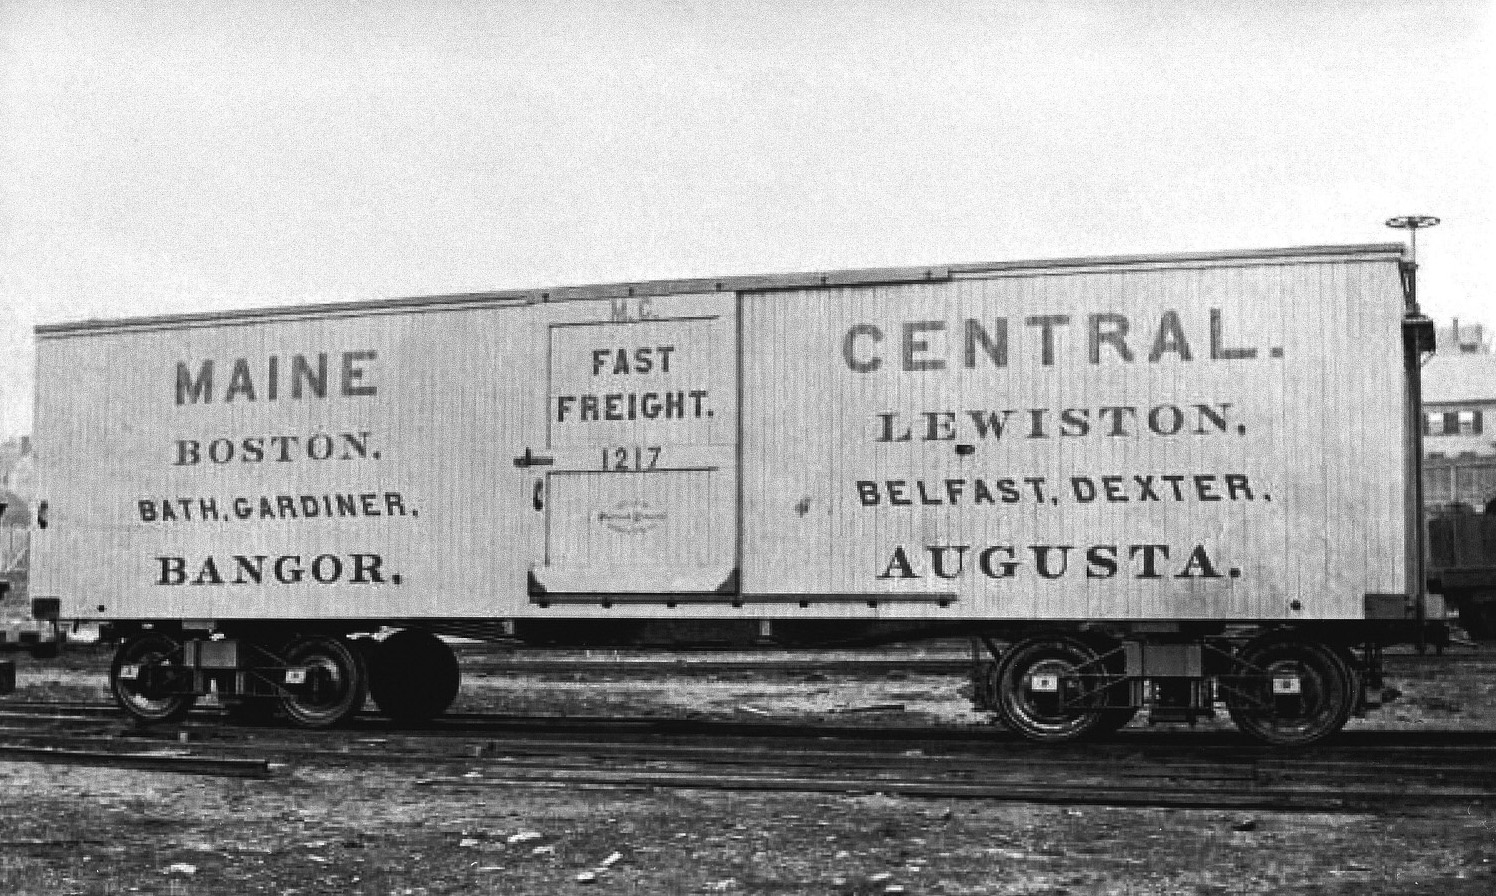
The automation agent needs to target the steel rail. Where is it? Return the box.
[0,743,270,778]
[11,723,1480,813]
[460,658,972,674]
[411,767,1495,812]
[4,699,1496,756]
[13,723,1494,788]
[2,713,1492,812]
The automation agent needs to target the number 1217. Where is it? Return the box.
[602,446,661,471]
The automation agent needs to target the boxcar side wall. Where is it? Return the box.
[33,304,537,622]
[740,255,1410,619]
[30,247,1412,626]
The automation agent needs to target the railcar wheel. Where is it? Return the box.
[993,636,1110,742]
[279,636,367,728]
[110,633,196,724]
[368,630,460,723]
[1223,639,1353,747]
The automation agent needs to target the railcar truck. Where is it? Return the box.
[26,244,1440,745]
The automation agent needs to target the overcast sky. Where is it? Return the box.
[2,0,1491,439]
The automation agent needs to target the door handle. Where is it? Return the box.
[533,479,545,511]
[514,448,554,468]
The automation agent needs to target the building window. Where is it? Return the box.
[1427,410,1485,436]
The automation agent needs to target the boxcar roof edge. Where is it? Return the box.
[34,242,1406,338]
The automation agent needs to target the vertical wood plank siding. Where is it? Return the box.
[533,293,737,592]
[30,247,1409,623]
[33,306,535,621]
[740,255,1408,620]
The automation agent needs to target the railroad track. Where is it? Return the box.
[34,639,1496,676]
[0,743,268,778]
[6,697,1496,747]
[365,645,1496,676]
[1,700,1493,812]
[9,698,1496,748]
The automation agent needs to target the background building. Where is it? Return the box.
[0,436,31,607]
[0,436,28,491]
[1434,319,1490,355]
[1424,320,1496,512]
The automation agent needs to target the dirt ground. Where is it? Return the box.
[2,762,1494,896]
[2,643,1495,895]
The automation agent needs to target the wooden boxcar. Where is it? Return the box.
[27,243,1436,744]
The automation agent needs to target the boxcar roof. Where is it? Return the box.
[36,242,1405,338]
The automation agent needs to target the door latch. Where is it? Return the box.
[513,448,554,468]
